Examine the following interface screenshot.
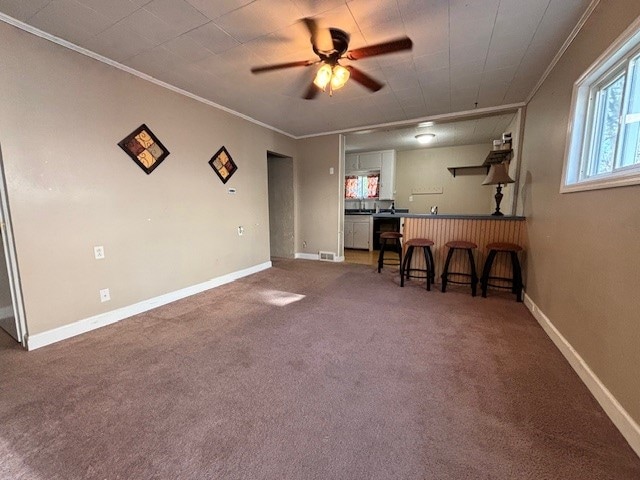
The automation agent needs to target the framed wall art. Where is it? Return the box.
[118,124,169,174]
[208,146,237,184]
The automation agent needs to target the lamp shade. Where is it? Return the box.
[313,64,332,90]
[482,163,515,185]
[331,65,350,90]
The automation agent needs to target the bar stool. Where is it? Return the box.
[400,238,435,290]
[441,241,478,296]
[377,232,403,273]
[480,242,523,302]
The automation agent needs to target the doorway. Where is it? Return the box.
[267,152,294,259]
[0,145,26,345]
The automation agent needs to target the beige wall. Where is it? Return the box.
[0,23,297,335]
[295,135,342,255]
[520,0,640,423]
[395,144,497,215]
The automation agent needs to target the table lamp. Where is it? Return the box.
[482,163,515,216]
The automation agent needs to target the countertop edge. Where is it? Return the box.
[372,213,526,220]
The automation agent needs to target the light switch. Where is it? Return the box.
[329,167,334,175]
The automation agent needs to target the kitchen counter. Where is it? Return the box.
[379,214,528,288]
[345,208,409,216]
[373,212,525,220]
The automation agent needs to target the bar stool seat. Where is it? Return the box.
[480,242,524,302]
[441,240,478,296]
[400,238,435,290]
[377,231,403,273]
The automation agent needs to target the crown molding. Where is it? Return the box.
[296,103,527,139]
[525,0,601,104]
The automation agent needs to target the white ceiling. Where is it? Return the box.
[0,0,593,137]
[345,110,516,152]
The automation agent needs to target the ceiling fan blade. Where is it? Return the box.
[251,60,314,73]
[302,17,334,53]
[303,82,320,100]
[346,37,413,60]
[345,66,384,92]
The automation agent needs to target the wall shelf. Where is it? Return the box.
[447,165,490,177]
[483,149,513,166]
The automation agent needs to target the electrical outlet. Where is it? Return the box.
[409,195,414,202]
[99,288,110,302]
[302,241,307,248]
[329,167,334,174]
[94,246,105,259]
[237,226,244,236]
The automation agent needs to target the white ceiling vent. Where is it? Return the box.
[318,251,336,262]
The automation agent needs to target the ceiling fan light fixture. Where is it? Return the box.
[331,64,350,90]
[416,133,436,144]
[313,64,333,90]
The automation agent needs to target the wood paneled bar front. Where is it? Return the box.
[372,213,527,290]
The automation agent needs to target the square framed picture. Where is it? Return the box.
[118,124,169,174]
[208,146,237,184]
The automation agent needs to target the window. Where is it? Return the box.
[345,173,379,199]
[562,18,640,192]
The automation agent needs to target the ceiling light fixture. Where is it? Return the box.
[313,64,332,89]
[330,64,350,90]
[415,133,436,144]
[313,63,350,95]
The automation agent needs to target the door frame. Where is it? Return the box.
[0,145,27,346]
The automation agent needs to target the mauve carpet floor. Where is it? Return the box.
[1,259,639,479]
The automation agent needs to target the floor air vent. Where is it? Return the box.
[318,251,336,261]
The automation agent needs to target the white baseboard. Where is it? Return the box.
[524,293,640,458]
[294,253,344,262]
[25,261,272,351]
[295,253,319,260]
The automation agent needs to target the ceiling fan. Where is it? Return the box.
[250,18,413,99]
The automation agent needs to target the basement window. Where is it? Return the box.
[562,18,640,192]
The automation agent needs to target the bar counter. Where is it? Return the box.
[373,213,527,288]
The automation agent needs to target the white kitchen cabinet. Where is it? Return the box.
[357,152,382,170]
[379,150,396,200]
[352,221,371,249]
[345,151,383,174]
[345,154,359,173]
[344,215,372,250]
